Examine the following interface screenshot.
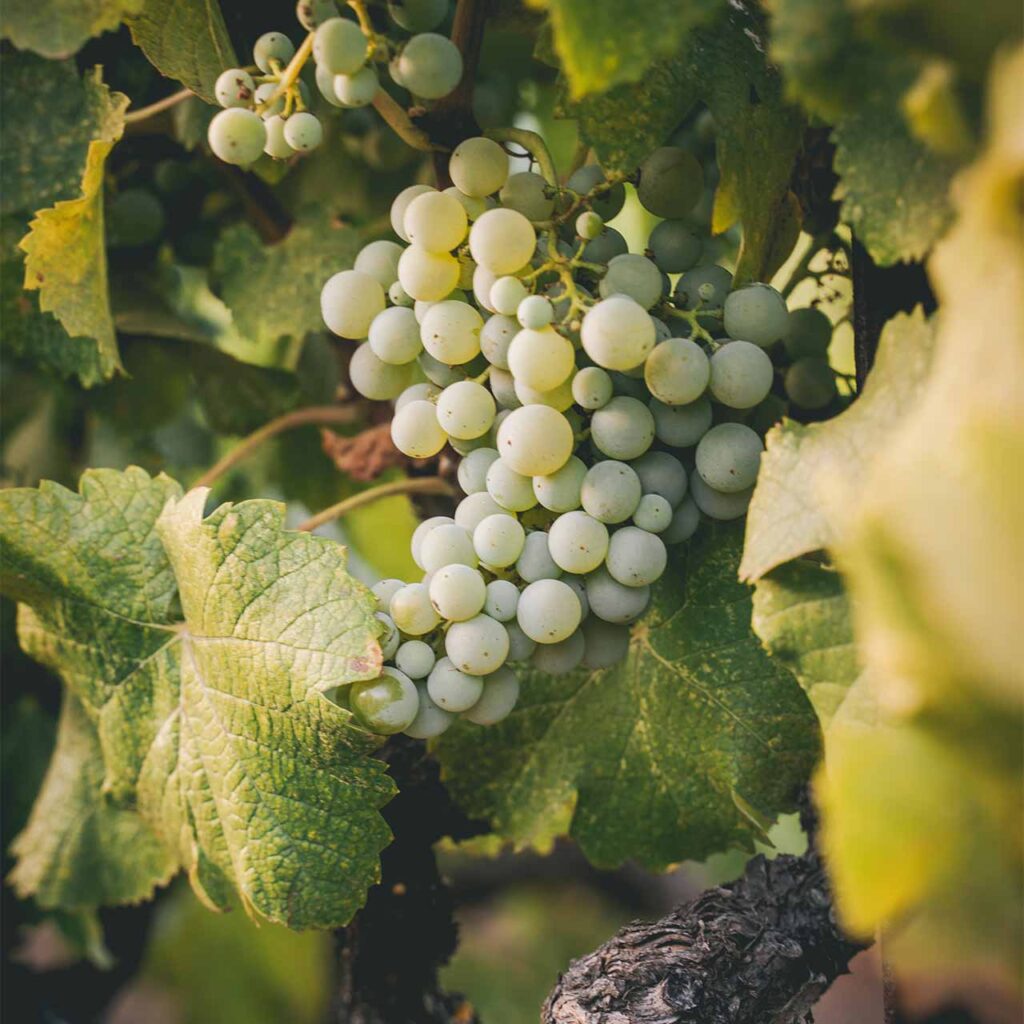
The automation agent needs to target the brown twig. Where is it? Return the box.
[124,87,193,124]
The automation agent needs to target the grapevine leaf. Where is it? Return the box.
[821,50,1024,988]
[740,308,937,583]
[127,0,237,105]
[9,691,178,910]
[687,6,804,285]
[0,467,396,927]
[530,0,723,99]
[211,214,360,369]
[1,0,143,59]
[559,56,698,173]
[435,525,818,868]
[18,68,128,387]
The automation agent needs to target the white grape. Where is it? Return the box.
[695,422,763,493]
[469,208,536,275]
[633,494,673,533]
[515,530,561,582]
[215,68,255,108]
[490,276,528,316]
[480,314,517,369]
[517,578,582,643]
[581,617,631,669]
[650,396,712,447]
[489,368,521,410]
[507,327,574,392]
[590,396,655,460]
[585,567,650,625]
[499,171,554,221]
[516,295,554,330]
[349,342,414,400]
[675,264,732,310]
[496,405,574,476]
[334,64,379,107]
[636,146,703,218]
[661,496,701,544]
[355,239,403,289]
[391,184,435,241]
[207,108,267,166]
[457,447,499,494]
[531,630,585,675]
[449,137,509,198]
[388,0,447,32]
[474,513,526,567]
[436,380,495,439]
[445,614,509,675]
[605,527,667,587]
[723,283,790,348]
[254,82,284,118]
[411,515,454,568]
[581,296,656,371]
[404,683,454,738]
[473,264,499,312]
[572,366,613,410]
[576,210,604,240]
[548,511,609,574]
[397,33,463,99]
[321,269,385,339]
[598,254,664,309]
[514,377,574,412]
[404,190,469,253]
[485,459,537,512]
[444,186,493,221]
[462,666,519,725]
[419,299,483,363]
[420,522,478,572]
[644,338,711,406]
[395,381,440,411]
[351,667,419,734]
[709,340,775,409]
[580,460,641,524]
[689,472,754,521]
[504,622,537,662]
[390,582,441,635]
[427,657,485,711]
[369,306,422,364]
[533,455,586,513]
[484,579,520,621]
[389,280,414,307]
[429,563,487,621]
[375,612,400,659]
[395,639,436,680]
[398,246,460,302]
[254,31,295,73]
[314,18,366,74]
[372,578,404,612]
[390,399,447,458]
[629,450,688,507]
[283,111,322,152]
[316,61,346,106]
[647,219,702,273]
[263,115,293,159]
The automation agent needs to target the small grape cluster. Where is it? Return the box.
[319,136,837,738]
[207,0,463,166]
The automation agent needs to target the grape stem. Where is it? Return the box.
[260,30,316,112]
[123,87,193,124]
[297,477,455,532]
[193,405,361,489]
[373,89,441,151]
[484,127,559,187]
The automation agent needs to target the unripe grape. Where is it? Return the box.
[576,210,603,240]
[388,0,447,31]
[723,283,790,348]
[582,226,628,264]
[785,357,837,409]
[647,219,702,273]
[709,340,774,409]
[675,264,732,310]
[695,422,764,493]
[783,307,832,359]
[636,147,703,218]
[566,164,625,220]
[499,171,554,221]
[350,667,419,733]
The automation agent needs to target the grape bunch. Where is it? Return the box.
[207,0,463,166]
[319,135,837,738]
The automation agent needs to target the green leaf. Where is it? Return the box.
[1,467,395,927]
[740,308,937,583]
[18,68,128,387]
[128,0,237,105]
[211,214,360,369]
[1,0,143,58]
[559,56,697,173]
[435,525,818,868]
[532,0,722,99]
[687,7,804,284]
[9,691,178,910]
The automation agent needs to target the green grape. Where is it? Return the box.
[709,340,775,409]
[399,246,461,302]
[562,575,590,618]
[436,380,495,439]
[598,254,664,309]
[335,64,379,107]
[695,422,763,493]
[504,621,537,662]
[508,327,573,392]
[590,396,655,460]
[484,579,519,622]
[499,171,554,221]
[533,455,586,513]
[785,357,837,409]
[316,61,347,106]
[388,0,447,31]
[207,108,266,165]
[297,0,338,30]
[395,640,436,680]
[649,395,712,447]
[515,530,561,583]
[566,164,625,220]
[391,399,448,458]
[397,33,463,99]
[581,460,642,524]
[351,667,419,733]
[517,578,582,643]
[488,277,526,317]
[449,137,509,197]
[454,491,504,532]
[391,183,435,240]
[581,296,656,371]
[429,563,487,621]
[576,210,603,240]
[636,147,703,218]
[254,31,295,73]
[548,511,609,574]
[644,338,711,406]
[389,280,414,307]
[321,270,385,339]
[531,630,585,675]
[581,616,630,669]
[283,111,322,152]
[783,307,833,359]
[689,471,754,521]
[651,317,672,342]
[457,447,499,494]
[355,240,404,290]
[469,208,536,276]
[489,367,521,410]
[584,566,650,625]
[514,376,574,412]
[427,657,484,711]
[215,68,255,108]
[411,516,454,567]
[349,342,413,400]
[661,495,701,544]
[496,405,574,476]
[445,186,493,222]
[462,666,519,725]
[629,451,687,507]
[605,526,667,587]
[314,18,366,75]
[375,612,400,658]
[723,283,790,348]
[517,295,553,330]
[420,299,483,365]
[404,683,454,738]
[474,513,525,567]
[404,190,468,253]
[674,264,732,310]
[480,313,517,368]
[486,459,536,512]
[368,306,421,364]
[582,226,628,264]
[372,577,405,612]
[420,522,477,572]
[633,494,672,533]
[418,351,462,387]
[445,614,509,675]
[571,367,613,411]
[648,220,702,273]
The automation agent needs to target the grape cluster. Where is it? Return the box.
[207,0,463,166]
[319,136,836,738]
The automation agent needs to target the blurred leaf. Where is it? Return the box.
[128,0,237,105]
[530,0,722,99]
[344,473,421,581]
[19,68,128,387]
[1,0,143,59]
[740,309,937,583]
[436,525,818,868]
[211,213,359,367]
[1,467,394,927]
[171,95,215,150]
[2,696,56,841]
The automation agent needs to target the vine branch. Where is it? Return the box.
[124,87,193,124]
[297,476,454,532]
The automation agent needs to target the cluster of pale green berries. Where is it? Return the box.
[207,0,463,166]
[320,135,837,738]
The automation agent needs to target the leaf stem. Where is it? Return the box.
[297,476,454,532]
[124,88,193,124]
[484,127,558,186]
[193,406,360,490]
